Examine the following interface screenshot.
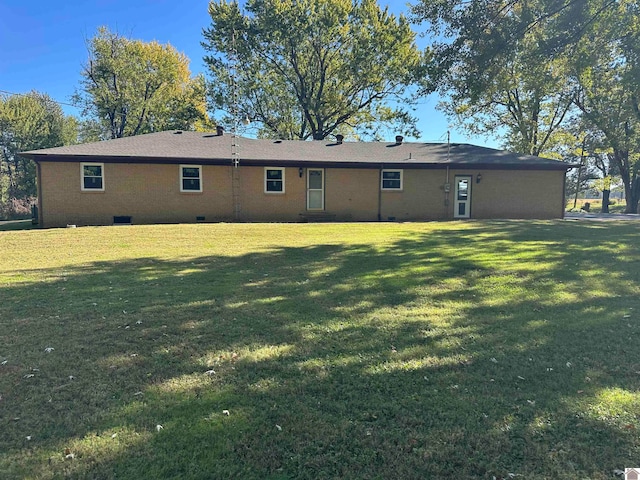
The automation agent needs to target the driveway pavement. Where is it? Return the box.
[564,212,640,221]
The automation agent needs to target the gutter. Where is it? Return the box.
[19,154,579,172]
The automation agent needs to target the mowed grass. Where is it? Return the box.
[1,221,640,479]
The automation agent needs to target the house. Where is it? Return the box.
[20,129,574,227]
[626,468,640,480]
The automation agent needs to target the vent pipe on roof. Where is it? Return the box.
[216,125,224,136]
[395,135,404,145]
[336,134,344,144]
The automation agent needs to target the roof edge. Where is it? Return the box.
[23,153,575,171]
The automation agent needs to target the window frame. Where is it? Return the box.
[180,165,203,193]
[264,167,286,194]
[80,162,105,192]
[381,169,403,191]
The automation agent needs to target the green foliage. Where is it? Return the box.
[0,91,77,217]
[203,0,429,140]
[74,27,212,139]
[569,0,640,213]
[413,0,580,157]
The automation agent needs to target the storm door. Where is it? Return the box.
[453,176,472,219]
[307,168,325,210]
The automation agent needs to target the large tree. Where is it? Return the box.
[74,27,211,139]
[568,0,640,213]
[203,0,428,140]
[0,92,77,217]
[411,0,585,157]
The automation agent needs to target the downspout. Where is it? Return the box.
[444,166,450,219]
[377,166,383,221]
[35,160,43,227]
[445,131,451,219]
[562,168,569,219]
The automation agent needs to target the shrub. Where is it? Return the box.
[0,197,36,220]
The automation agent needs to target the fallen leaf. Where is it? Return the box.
[26,436,32,441]
[156,424,163,432]
[204,370,216,376]
[275,424,282,431]
[490,358,498,363]
[44,347,54,353]
[223,410,230,416]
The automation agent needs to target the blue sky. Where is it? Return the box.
[0,0,498,147]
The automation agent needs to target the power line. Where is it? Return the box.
[0,90,77,108]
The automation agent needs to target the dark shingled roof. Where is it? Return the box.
[20,130,574,171]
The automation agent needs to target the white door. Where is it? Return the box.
[307,169,324,210]
[454,176,472,219]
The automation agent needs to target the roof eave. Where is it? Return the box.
[19,153,574,171]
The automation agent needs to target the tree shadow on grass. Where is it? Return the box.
[1,221,640,479]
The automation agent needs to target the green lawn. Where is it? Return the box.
[1,221,639,479]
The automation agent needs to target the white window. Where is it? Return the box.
[180,165,202,192]
[265,167,285,193]
[381,169,403,190]
[81,163,104,191]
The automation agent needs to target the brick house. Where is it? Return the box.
[20,129,574,227]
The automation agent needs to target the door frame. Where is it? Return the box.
[453,175,472,219]
[307,168,325,211]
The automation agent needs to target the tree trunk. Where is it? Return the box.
[611,149,639,213]
[601,189,610,213]
[628,178,640,214]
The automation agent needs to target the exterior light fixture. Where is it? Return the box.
[299,167,304,178]
[476,173,483,184]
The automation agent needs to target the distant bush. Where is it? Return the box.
[0,197,36,220]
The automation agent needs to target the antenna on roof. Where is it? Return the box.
[230,18,241,220]
[230,28,240,170]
